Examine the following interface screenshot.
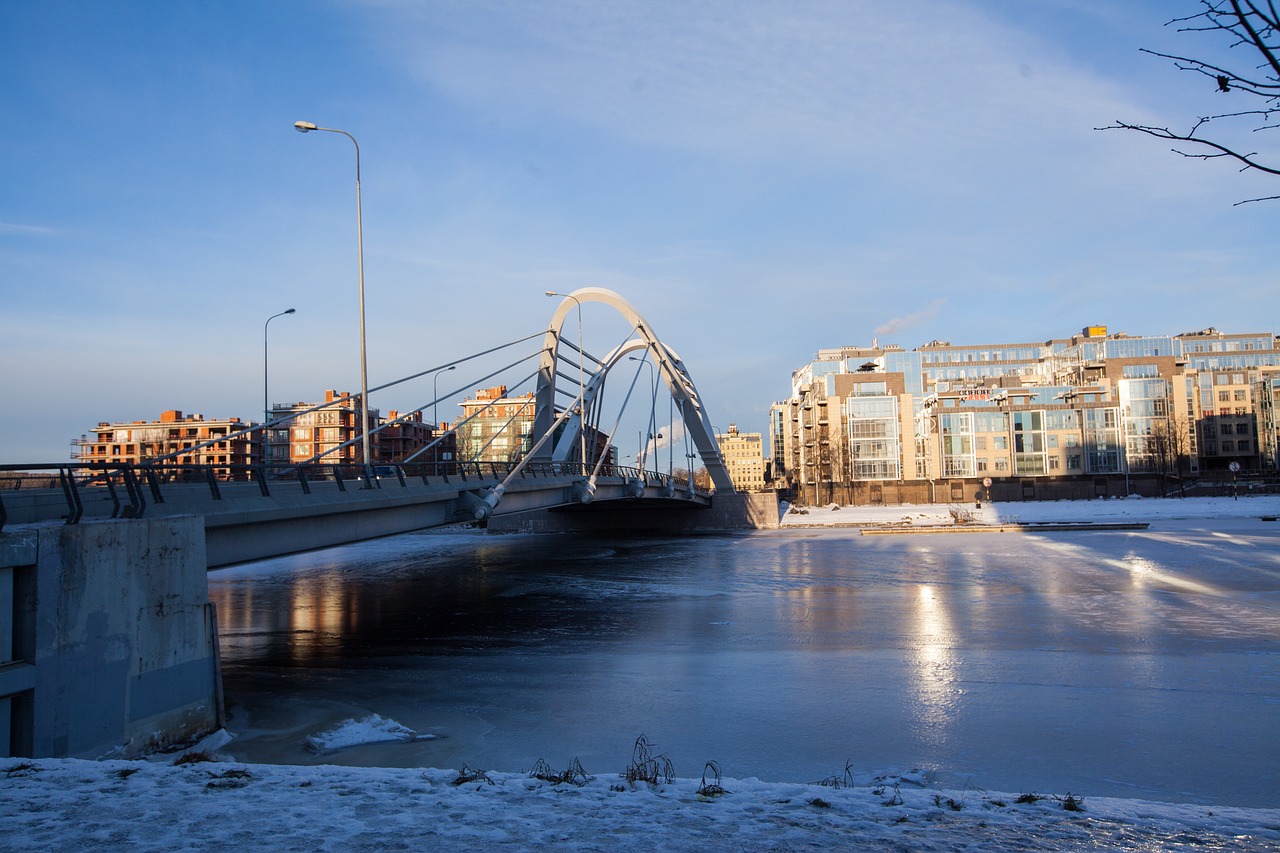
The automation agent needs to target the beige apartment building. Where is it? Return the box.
[715,424,766,492]
[771,326,1280,505]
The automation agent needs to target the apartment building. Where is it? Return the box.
[715,424,766,492]
[456,386,537,464]
[268,389,382,466]
[456,385,616,467]
[74,410,257,478]
[772,325,1280,504]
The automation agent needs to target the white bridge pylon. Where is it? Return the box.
[533,287,734,493]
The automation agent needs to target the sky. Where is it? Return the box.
[3,1,1279,464]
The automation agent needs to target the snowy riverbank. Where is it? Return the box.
[4,751,1279,851]
[779,493,1280,528]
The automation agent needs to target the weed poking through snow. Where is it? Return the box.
[622,734,674,786]
[452,764,494,786]
[813,759,855,789]
[530,758,591,787]
[696,761,728,799]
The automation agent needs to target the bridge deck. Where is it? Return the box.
[1,467,731,567]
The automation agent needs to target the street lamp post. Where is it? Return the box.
[431,365,456,477]
[264,308,296,469]
[545,291,586,474]
[294,120,372,473]
[433,365,456,431]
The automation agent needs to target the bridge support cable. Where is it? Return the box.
[296,351,543,469]
[399,365,542,465]
[459,398,534,466]
[132,329,545,476]
[469,393,583,520]
[546,323,645,470]
[578,341,659,503]
[535,288,735,493]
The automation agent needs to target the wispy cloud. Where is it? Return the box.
[873,298,946,339]
[0,222,58,236]
[385,0,1134,171]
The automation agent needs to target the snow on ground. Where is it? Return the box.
[780,494,1280,528]
[3,751,1279,852]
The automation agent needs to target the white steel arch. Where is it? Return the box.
[532,287,734,492]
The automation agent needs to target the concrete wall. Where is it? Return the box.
[489,491,781,534]
[0,516,220,759]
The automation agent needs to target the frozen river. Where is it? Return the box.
[209,502,1280,808]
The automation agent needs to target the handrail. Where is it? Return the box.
[0,460,699,533]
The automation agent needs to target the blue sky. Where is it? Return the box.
[3,1,1277,464]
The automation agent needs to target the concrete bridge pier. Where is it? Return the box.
[0,516,221,759]
[487,491,781,534]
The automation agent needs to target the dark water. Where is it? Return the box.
[209,521,1280,807]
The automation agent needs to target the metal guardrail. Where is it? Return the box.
[0,461,692,533]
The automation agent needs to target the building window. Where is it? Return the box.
[1238,440,1251,451]
[994,459,1009,472]
[1218,391,1230,402]
[1222,440,1235,452]
[1222,423,1234,435]
[1234,390,1248,402]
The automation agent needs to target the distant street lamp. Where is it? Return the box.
[264,308,296,467]
[433,365,456,430]
[545,291,586,474]
[294,120,372,471]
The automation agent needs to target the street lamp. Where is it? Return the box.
[433,365,456,430]
[264,308,296,468]
[294,120,372,472]
[545,291,586,474]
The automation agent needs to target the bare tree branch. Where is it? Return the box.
[1103,1,1280,199]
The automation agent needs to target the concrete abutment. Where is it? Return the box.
[0,516,220,759]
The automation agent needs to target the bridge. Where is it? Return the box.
[1,288,779,567]
[0,287,778,761]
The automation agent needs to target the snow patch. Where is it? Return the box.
[303,715,436,753]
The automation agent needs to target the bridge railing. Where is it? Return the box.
[0,460,694,533]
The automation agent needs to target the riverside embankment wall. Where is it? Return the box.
[0,516,220,759]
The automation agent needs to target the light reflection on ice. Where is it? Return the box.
[909,584,959,749]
